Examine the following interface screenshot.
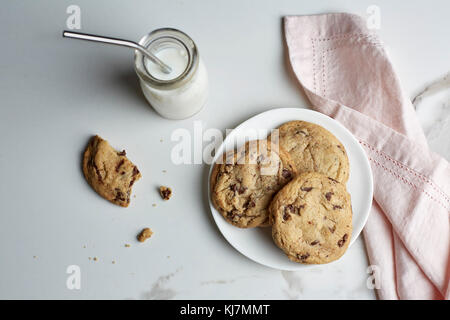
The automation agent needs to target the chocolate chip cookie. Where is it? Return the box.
[210,140,297,228]
[83,135,141,207]
[270,172,352,264]
[271,121,349,183]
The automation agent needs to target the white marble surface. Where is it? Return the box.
[0,0,449,299]
[414,73,450,160]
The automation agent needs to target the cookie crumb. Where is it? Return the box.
[112,260,116,264]
[162,170,167,173]
[159,186,172,200]
[137,228,153,242]
[152,203,157,207]
[88,257,92,260]
[33,256,37,259]
[124,244,131,248]
[93,257,98,262]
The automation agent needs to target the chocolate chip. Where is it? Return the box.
[328,177,338,183]
[92,163,103,183]
[230,184,238,192]
[161,189,170,199]
[244,200,255,209]
[283,212,291,221]
[238,186,247,194]
[159,186,172,200]
[114,189,126,201]
[129,178,136,187]
[301,187,313,192]
[132,166,140,176]
[285,204,294,214]
[329,226,336,233]
[282,168,292,179]
[325,192,333,201]
[115,159,125,172]
[338,234,348,247]
[310,240,319,246]
[227,210,242,219]
[298,253,310,261]
[296,130,308,136]
[333,205,342,210]
[256,155,264,164]
[117,150,126,156]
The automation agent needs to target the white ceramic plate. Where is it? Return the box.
[208,108,373,270]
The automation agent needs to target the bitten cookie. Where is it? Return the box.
[83,135,141,207]
[270,172,352,264]
[272,121,350,183]
[210,139,297,228]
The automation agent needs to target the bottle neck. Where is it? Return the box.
[135,28,199,90]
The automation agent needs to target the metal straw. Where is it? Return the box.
[62,31,172,74]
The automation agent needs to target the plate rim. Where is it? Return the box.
[207,107,373,271]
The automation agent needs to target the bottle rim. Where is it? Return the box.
[134,28,199,90]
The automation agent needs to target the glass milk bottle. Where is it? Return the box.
[134,28,208,120]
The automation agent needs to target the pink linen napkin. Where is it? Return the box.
[284,13,450,300]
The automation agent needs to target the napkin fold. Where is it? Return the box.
[284,13,450,300]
